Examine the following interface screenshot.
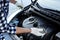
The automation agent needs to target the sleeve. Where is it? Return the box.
[7,23,16,34]
[0,0,16,34]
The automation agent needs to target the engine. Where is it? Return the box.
[8,0,60,40]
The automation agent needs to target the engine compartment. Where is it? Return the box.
[9,0,60,40]
[10,11,58,40]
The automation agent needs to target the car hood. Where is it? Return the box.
[37,0,60,11]
[7,3,21,23]
[7,0,60,23]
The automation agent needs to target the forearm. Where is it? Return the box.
[16,27,31,34]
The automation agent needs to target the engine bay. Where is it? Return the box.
[8,0,60,40]
[9,11,59,40]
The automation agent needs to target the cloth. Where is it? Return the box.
[0,33,19,40]
[0,33,13,40]
[0,0,16,40]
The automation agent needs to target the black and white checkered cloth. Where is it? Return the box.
[0,0,16,40]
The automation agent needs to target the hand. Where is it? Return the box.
[31,28,45,36]
[10,0,16,4]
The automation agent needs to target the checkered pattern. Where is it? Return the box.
[0,0,16,40]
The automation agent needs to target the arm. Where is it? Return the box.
[16,27,31,34]
[16,27,45,36]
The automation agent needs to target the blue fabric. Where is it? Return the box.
[0,0,16,40]
[0,33,13,40]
